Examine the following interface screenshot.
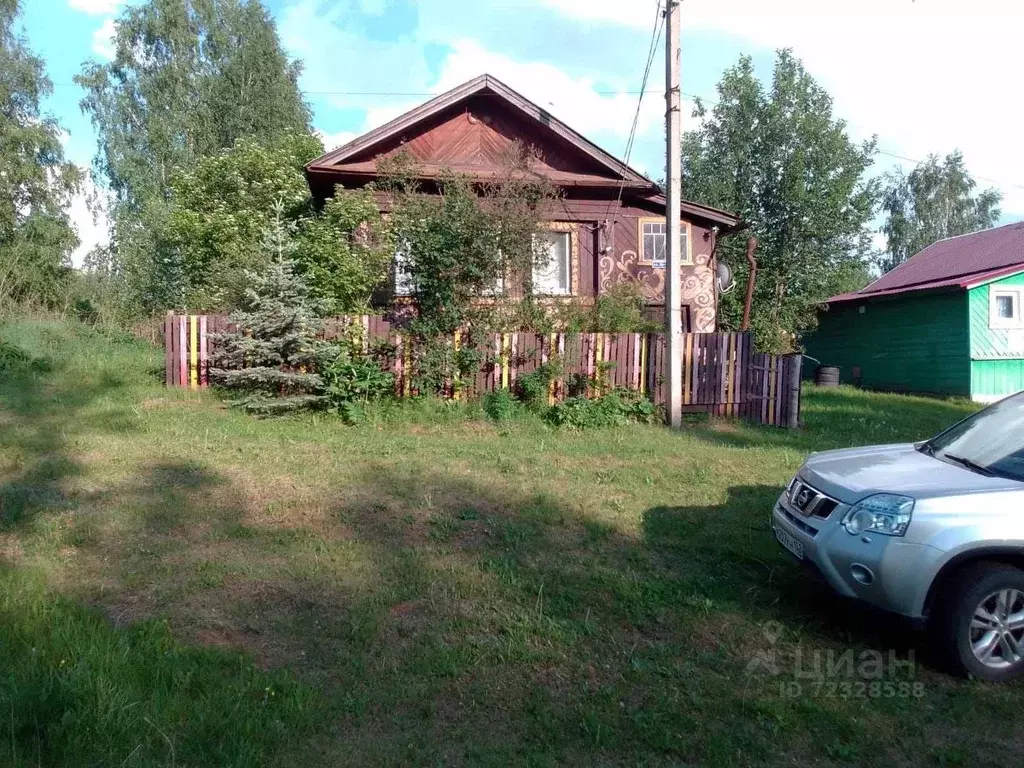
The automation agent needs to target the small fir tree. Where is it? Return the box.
[209,207,336,414]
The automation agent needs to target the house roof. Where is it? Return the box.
[304,74,744,232]
[827,221,1024,304]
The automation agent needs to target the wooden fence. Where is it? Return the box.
[161,313,802,428]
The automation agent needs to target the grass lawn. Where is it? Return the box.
[0,316,1019,766]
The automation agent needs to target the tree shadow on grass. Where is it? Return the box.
[0,357,135,532]
[641,484,924,660]
[679,385,978,455]
[251,466,953,766]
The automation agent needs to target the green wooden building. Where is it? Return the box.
[805,223,1024,402]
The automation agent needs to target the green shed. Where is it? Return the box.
[804,222,1024,402]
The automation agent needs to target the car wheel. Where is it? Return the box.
[937,563,1024,681]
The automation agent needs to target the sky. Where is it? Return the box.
[21,0,1024,266]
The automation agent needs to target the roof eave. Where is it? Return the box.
[824,284,964,306]
[961,264,1024,288]
[305,74,654,188]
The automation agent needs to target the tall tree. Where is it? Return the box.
[165,132,391,312]
[0,0,81,307]
[879,151,1001,273]
[683,50,878,351]
[75,0,312,311]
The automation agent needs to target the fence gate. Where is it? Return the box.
[159,313,802,428]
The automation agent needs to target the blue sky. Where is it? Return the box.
[22,0,1024,264]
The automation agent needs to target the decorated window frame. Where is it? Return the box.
[637,217,692,268]
[532,221,580,296]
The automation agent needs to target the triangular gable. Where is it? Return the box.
[306,74,656,190]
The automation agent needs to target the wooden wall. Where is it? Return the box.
[546,196,717,331]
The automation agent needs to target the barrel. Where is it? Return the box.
[814,365,840,387]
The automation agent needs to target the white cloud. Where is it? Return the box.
[540,0,1024,216]
[535,0,659,27]
[284,0,671,165]
[429,39,664,145]
[91,18,117,60]
[280,0,431,111]
[340,38,686,173]
[69,0,122,14]
[316,129,358,152]
[357,0,392,15]
[69,170,111,269]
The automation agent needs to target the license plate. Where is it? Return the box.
[774,526,804,560]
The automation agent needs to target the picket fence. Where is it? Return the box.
[161,313,802,428]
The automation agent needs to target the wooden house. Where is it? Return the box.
[304,74,743,332]
[805,222,1024,402]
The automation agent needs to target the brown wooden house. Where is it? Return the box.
[304,75,743,332]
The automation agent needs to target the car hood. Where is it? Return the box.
[801,443,1024,502]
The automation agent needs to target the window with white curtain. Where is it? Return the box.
[394,239,414,296]
[991,288,1023,329]
[532,231,571,295]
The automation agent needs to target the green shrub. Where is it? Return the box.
[515,360,560,410]
[483,389,521,421]
[546,389,658,429]
[0,339,49,375]
[0,340,30,371]
[321,354,395,419]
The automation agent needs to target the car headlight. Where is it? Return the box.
[842,494,914,536]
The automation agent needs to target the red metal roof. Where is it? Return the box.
[827,221,1024,304]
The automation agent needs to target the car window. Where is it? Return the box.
[926,392,1024,482]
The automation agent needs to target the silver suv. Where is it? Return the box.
[771,391,1024,681]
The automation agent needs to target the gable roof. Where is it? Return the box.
[828,221,1024,304]
[307,74,651,187]
[304,74,743,231]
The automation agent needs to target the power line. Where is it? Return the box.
[50,82,667,97]
[602,1,665,225]
[678,85,1024,195]
[49,83,1024,195]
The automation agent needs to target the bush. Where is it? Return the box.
[0,340,30,371]
[0,340,49,375]
[515,360,560,410]
[483,389,521,422]
[545,389,658,429]
[321,354,395,422]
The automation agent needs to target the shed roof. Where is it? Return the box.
[828,221,1024,304]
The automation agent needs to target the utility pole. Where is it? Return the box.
[664,0,683,428]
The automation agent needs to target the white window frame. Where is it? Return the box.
[990,287,1023,329]
[532,230,572,296]
[484,251,505,297]
[638,217,691,267]
[394,239,414,297]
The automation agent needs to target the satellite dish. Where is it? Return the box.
[716,260,735,294]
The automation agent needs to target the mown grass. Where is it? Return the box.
[0,315,1017,766]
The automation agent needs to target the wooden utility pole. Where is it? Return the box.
[664,0,683,428]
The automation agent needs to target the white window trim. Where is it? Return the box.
[638,217,692,267]
[394,239,414,297]
[532,231,572,296]
[990,287,1023,329]
[484,250,505,297]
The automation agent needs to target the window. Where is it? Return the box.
[990,288,1022,329]
[533,231,571,295]
[484,256,505,297]
[394,240,414,296]
[642,220,666,267]
[639,218,690,267]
